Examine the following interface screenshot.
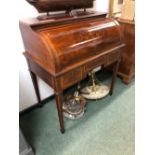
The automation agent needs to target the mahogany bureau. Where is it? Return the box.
[19,0,125,133]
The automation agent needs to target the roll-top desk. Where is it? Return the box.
[19,0,125,133]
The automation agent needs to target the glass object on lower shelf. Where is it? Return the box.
[63,87,86,120]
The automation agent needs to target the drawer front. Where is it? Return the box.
[60,67,83,89]
[85,56,107,73]
[106,50,120,66]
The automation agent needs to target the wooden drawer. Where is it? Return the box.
[85,56,107,73]
[60,67,83,89]
[106,50,120,66]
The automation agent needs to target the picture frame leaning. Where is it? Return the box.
[109,0,124,17]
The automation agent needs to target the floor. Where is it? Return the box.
[20,71,135,155]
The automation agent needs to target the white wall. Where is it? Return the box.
[94,0,109,12]
[19,1,54,111]
[19,0,110,111]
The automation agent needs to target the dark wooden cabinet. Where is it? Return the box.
[117,19,135,84]
[26,0,94,12]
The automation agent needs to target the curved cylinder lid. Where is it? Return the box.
[38,18,121,70]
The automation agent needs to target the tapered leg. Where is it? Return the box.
[55,92,65,134]
[29,71,42,107]
[109,61,120,95]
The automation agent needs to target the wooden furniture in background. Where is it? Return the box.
[26,0,94,13]
[117,18,135,84]
[109,0,135,84]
